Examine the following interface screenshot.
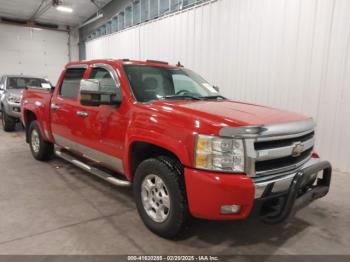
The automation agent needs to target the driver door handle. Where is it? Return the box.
[76,111,89,118]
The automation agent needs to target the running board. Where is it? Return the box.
[55,149,131,187]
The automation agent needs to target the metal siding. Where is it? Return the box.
[85,0,350,173]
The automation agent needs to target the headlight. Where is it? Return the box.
[7,94,22,104]
[195,134,245,172]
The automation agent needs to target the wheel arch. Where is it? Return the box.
[126,140,185,181]
[23,110,37,143]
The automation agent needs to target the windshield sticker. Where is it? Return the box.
[41,83,51,89]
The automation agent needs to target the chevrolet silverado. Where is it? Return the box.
[21,59,332,238]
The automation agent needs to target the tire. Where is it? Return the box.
[28,120,54,161]
[133,156,189,238]
[2,110,16,132]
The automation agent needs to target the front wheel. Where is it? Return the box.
[29,121,54,161]
[133,156,189,238]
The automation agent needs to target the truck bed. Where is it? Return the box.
[21,87,54,142]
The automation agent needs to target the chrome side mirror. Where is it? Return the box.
[80,79,122,107]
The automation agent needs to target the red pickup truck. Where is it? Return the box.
[21,59,332,238]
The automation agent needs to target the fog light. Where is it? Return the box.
[220,205,241,214]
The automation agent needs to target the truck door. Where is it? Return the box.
[50,67,87,151]
[74,64,127,174]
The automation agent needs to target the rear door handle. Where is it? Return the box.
[51,103,60,110]
[76,111,89,118]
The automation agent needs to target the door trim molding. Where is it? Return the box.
[53,133,124,174]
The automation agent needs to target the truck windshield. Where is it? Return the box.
[123,65,223,102]
[7,77,49,89]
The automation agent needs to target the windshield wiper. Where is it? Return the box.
[161,95,202,101]
[201,95,227,100]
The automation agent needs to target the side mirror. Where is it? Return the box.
[213,86,220,92]
[80,79,122,107]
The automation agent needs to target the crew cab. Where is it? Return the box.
[21,59,332,238]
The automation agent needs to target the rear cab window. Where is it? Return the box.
[59,68,86,99]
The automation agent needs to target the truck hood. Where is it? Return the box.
[150,99,308,127]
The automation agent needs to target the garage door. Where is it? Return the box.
[0,23,69,84]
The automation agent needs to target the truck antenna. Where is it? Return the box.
[176,61,184,67]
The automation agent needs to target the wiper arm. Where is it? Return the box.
[161,95,202,101]
[201,95,227,100]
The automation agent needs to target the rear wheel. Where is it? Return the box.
[29,120,54,161]
[134,156,189,238]
[2,110,16,132]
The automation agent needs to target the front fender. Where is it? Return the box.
[123,128,194,180]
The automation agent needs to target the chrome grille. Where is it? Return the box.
[251,130,315,177]
[219,118,316,178]
[254,131,314,151]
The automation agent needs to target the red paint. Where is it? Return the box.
[21,59,310,220]
[184,168,255,220]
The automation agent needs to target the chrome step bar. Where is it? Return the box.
[55,149,131,187]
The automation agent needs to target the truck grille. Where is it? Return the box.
[254,131,314,150]
[255,147,313,175]
[219,118,316,178]
[241,130,315,177]
[253,131,315,177]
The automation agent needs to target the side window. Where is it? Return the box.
[89,67,118,93]
[59,68,86,99]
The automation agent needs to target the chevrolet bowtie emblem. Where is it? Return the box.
[292,142,304,157]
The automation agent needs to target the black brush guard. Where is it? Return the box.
[249,161,332,224]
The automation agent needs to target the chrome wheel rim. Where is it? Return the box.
[31,129,40,153]
[141,174,170,223]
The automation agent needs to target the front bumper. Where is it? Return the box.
[249,159,332,223]
[184,158,331,221]
[184,168,255,220]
